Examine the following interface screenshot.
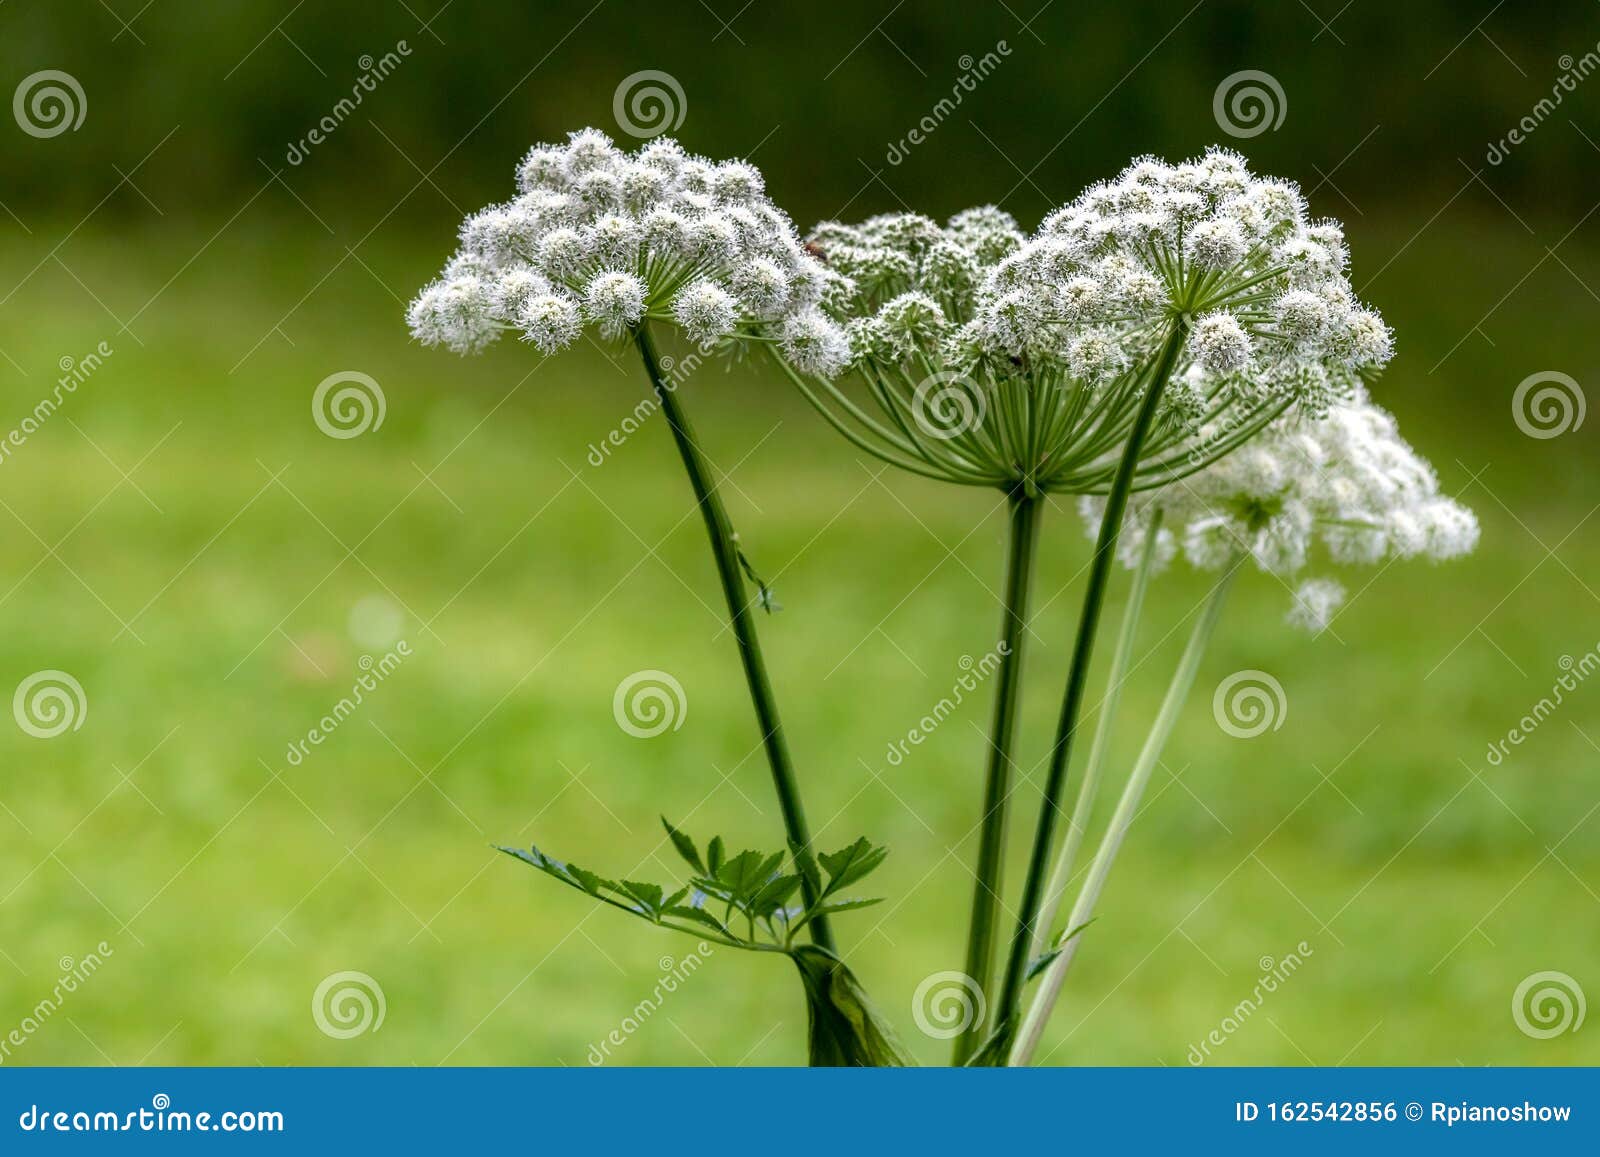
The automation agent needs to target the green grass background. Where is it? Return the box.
[0,207,1595,1067]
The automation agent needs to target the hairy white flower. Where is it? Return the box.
[781,311,852,377]
[1092,390,1479,626]
[1065,329,1129,384]
[1188,311,1253,374]
[671,279,739,344]
[409,129,829,356]
[406,276,497,354]
[518,293,582,352]
[1185,218,1248,270]
[584,270,646,334]
[1287,578,1345,631]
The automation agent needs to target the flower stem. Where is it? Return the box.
[1009,561,1238,1065]
[631,322,834,952]
[1028,509,1164,965]
[988,315,1190,1053]
[952,488,1043,1065]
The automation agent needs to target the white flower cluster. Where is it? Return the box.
[782,149,1398,497]
[984,147,1394,405]
[407,129,840,365]
[800,209,1025,366]
[1083,392,1479,630]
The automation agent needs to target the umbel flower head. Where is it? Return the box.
[1082,390,1480,630]
[776,148,1397,497]
[407,129,830,356]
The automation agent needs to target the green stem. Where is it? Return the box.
[988,315,1190,1053]
[1009,561,1238,1065]
[952,488,1043,1065]
[631,322,835,953]
[1029,509,1163,964]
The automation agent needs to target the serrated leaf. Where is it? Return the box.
[619,879,665,916]
[565,863,615,897]
[666,905,730,935]
[750,873,803,918]
[810,896,884,916]
[706,836,725,874]
[660,818,704,873]
[818,838,888,897]
[716,849,784,909]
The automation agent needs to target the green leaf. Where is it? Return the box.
[706,836,725,875]
[661,818,704,873]
[666,905,730,936]
[715,849,784,909]
[818,838,888,897]
[1026,920,1096,981]
[619,879,665,917]
[566,863,615,898]
[749,873,803,918]
[810,896,884,916]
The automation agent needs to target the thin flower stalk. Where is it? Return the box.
[953,488,1042,1065]
[1010,393,1480,1061]
[988,314,1189,1055]
[633,322,832,945]
[1028,509,1165,964]
[1009,558,1242,1065]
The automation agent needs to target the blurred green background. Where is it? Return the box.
[0,0,1596,1066]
